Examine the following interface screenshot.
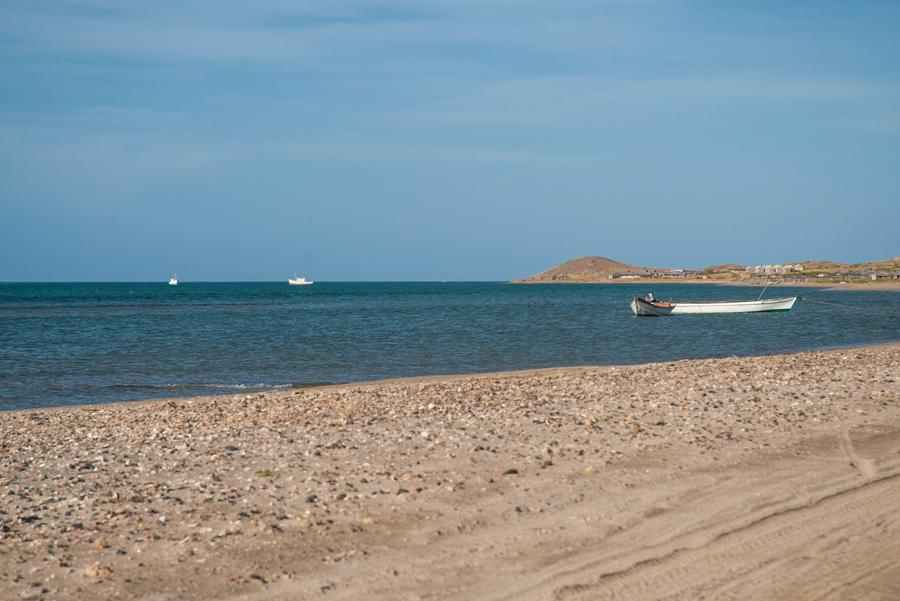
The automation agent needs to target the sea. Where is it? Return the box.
[1,282,898,411]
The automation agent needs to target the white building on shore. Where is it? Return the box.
[745,263,804,275]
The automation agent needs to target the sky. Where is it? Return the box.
[1,0,898,281]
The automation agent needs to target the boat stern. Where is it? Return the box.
[630,297,639,315]
[631,296,675,316]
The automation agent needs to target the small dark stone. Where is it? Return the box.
[503,468,519,475]
[306,495,319,504]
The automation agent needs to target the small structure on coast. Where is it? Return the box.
[514,255,900,285]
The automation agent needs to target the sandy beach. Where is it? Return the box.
[513,278,900,291]
[2,344,899,601]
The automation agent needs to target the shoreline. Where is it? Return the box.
[6,338,900,415]
[2,344,899,600]
[511,278,900,291]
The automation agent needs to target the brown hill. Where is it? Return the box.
[851,257,900,270]
[515,255,899,284]
[793,260,849,270]
[786,258,899,272]
[515,256,670,283]
[703,263,747,272]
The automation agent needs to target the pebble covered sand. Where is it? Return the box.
[1,344,898,600]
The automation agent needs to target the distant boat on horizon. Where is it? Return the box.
[168,274,178,286]
[288,275,313,286]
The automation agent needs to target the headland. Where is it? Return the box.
[512,255,900,289]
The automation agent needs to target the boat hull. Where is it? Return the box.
[631,296,797,316]
[630,297,675,316]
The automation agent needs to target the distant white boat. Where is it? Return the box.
[288,275,314,286]
[168,274,178,286]
[631,296,797,316]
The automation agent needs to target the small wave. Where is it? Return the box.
[204,383,291,390]
[290,381,333,389]
[108,382,293,393]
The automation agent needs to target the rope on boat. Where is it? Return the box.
[798,295,900,317]
[754,280,897,317]
[798,297,853,308]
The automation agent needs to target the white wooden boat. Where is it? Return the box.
[168,274,178,286]
[631,295,797,316]
[288,276,314,286]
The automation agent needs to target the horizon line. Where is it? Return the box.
[0,280,512,284]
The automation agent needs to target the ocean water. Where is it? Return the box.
[1,282,898,410]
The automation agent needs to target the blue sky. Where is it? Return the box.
[1,0,898,281]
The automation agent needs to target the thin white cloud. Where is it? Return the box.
[628,76,900,103]
[81,106,188,120]
[388,74,900,131]
[248,139,611,166]
[0,1,642,65]
[831,111,900,135]
[0,114,609,193]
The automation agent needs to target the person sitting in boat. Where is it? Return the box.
[645,292,655,302]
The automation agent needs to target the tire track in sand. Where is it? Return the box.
[552,445,900,601]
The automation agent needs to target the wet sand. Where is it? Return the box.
[2,344,899,600]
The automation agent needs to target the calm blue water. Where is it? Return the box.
[1,282,898,410]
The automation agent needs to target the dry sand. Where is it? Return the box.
[2,344,899,601]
